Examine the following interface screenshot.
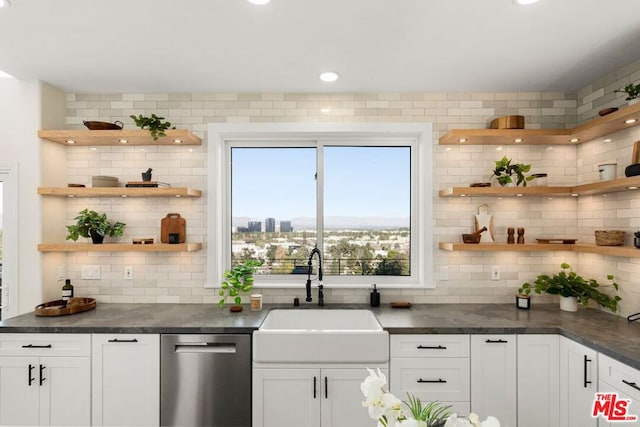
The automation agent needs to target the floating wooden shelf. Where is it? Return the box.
[439,176,640,198]
[439,102,640,145]
[38,187,202,198]
[37,243,202,252]
[439,242,640,258]
[38,129,201,146]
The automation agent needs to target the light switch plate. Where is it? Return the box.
[81,265,101,280]
[491,266,500,281]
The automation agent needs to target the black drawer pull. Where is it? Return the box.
[108,338,138,343]
[313,376,317,398]
[22,344,52,349]
[622,379,640,391]
[417,378,447,383]
[325,376,328,399]
[417,345,447,350]
[485,339,508,343]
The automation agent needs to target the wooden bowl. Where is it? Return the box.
[83,120,123,130]
[462,234,481,244]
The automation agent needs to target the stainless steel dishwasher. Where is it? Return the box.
[161,334,251,427]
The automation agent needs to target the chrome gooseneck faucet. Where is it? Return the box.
[305,247,324,306]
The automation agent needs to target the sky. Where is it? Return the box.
[231,146,410,221]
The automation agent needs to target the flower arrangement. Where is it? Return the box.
[361,368,500,427]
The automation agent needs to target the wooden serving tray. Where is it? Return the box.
[35,297,96,317]
[536,238,577,244]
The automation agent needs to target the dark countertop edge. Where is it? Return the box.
[0,326,260,334]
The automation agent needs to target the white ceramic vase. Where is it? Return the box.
[560,296,578,312]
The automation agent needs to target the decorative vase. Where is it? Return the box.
[560,296,578,312]
[90,231,104,244]
[635,237,640,249]
[516,294,530,310]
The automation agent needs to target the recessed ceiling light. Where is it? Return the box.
[319,71,340,83]
[66,140,76,144]
[513,138,523,143]
[513,0,539,5]
[458,138,467,143]
[625,118,637,124]
[604,138,612,143]
[247,0,271,4]
[173,139,182,144]
[119,139,128,144]
[570,138,579,143]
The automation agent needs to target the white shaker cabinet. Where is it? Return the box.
[0,333,91,426]
[470,335,517,427]
[92,334,160,427]
[253,366,383,427]
[559,336,598,427]
[517,334,560,427]
[598,353,640,426]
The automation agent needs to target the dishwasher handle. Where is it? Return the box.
[174,342,237,354]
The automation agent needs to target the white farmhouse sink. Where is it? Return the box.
[253,309,389,363]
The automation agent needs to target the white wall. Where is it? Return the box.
[0,79,43,317]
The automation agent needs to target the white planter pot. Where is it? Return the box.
[629,98,640,106]
[560,296,578,312]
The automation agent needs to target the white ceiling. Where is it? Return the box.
[1,0,639,94]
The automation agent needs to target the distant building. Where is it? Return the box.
[280,220,292,232]
[237,226,249,233]
[265,217,276,233]
[248,221,262,232]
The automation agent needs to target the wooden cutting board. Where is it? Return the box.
[161,213,186,243]
[632,141,640,164]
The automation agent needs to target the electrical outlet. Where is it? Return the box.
[491,266,500,281]
[124,266,133,280]
[56,266,66,281]
[81,265,101,280]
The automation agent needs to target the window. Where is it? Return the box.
[208,124,433,288]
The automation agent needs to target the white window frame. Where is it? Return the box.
[0,164,19,319]
[207,123,433,289]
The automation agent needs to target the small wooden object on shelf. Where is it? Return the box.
[536,238,577,244]
[462,226,487,243]
[35,297,96,317]
[517,227,525,244]
[132,238,154,245]
[507,227,515,244]
[490,115,525,129]
[390,302,412,309]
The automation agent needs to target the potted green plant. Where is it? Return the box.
[65,208,126,244]
[491,156,534,187]
[219,259,262,311]
[615,83,640,104]
[634,231,640,249]
[519,262,621,312]
[129,114,175,140]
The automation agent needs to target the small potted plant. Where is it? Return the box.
[491,156,534,187]
[130,113,175,140]
[634,231,640,249]
[219,259,262,311]
[615,83,640,105]
[65,209,126,244]
[519,262,621,312]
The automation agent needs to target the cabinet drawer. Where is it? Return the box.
[0,333,90,357]
[391,334,470,358]
[390,357,470,402]
[599,353,640,402]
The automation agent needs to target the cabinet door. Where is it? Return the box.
[517,335,560,427]
[0,356,40,426]
[598,379,640,426]
[559,337,598,427]
[253,368,321,427]
[470,335,516,427]
[322,368,387,427]
[92,334,160,426]
[40,356,91,426]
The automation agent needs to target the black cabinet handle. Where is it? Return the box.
[108,338,138,343]
[313,376,317,399]
[622,379,640,391]
[485,339,508,343]
[584,355,592,388]
[417,345,447,350]
[325,376,328,399]
[28,364,35,386]
[417,378,447,383]
[22,344,52,349]
[39,364,46,386]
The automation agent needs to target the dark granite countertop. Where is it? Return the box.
[1,303,640,370]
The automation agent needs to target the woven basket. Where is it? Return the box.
[595,230,625,246]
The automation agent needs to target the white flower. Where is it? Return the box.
[395,419,426,427]
[361,368,389,420]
